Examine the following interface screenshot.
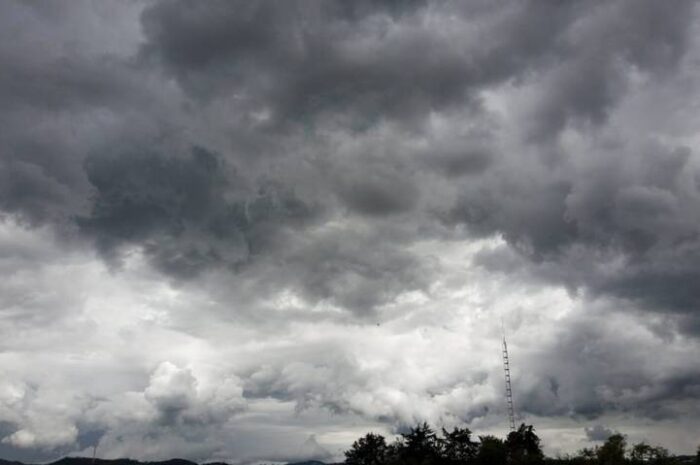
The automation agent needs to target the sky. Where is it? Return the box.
[1,0,700,463]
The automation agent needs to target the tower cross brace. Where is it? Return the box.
[502,334,516,432]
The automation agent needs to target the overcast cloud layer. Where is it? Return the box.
[2,1,700,462]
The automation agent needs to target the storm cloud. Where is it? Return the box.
[1,0,700,462]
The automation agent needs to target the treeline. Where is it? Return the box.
[344,423,700,465]
[549,433,698,465]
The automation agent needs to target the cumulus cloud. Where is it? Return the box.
[585,425,617,442]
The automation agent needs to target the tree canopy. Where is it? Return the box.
[344,424,695,465]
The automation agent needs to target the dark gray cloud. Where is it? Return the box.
[465,141,700,325]
[139,0,471,126]
[77,147,317,279]
[333,157,420,217]
[520,0,695,141]
[286,230,434,313]
[138,0,695,137]
[514,309,700,422]
[0,54,148,113]
[0,1,157,227]
[138,0,596,129]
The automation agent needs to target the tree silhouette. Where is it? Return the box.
[345,432,389,465]
[398,422,441,465]
[597,434,627,465]
[631,442,653,464]
[506,424,544,465]
[630,442,673,465]
[649,445,669,464]
[440,427,478,465]
[570,447,597,465]
[342,422,688,465]
[475,435,507,465]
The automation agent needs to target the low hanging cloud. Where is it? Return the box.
[585,425,617,442]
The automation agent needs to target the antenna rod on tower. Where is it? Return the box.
[502,322,516,432]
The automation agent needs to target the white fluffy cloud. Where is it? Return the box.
[1,219,699,461]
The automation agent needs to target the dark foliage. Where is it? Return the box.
[398,423,441,465]
[474,435,506,465]
[507,424,545,465]
[344,424,698,465]
[344,423,540,465]
[440,427,478,465]
[346,432,389,465]
[0,431,696,465]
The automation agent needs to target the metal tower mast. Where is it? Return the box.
[502,327,516,432]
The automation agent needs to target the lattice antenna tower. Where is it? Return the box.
[501,320,516,432]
